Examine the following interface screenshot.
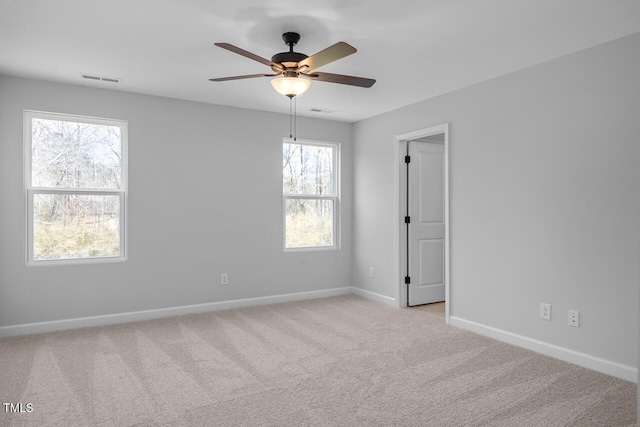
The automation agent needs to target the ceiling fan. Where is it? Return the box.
[209,32,376,98]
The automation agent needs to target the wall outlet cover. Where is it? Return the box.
[568,310,580,327]
[540,303,551,320]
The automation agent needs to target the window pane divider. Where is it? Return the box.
[283,194,336,200]
[30,188,124,196]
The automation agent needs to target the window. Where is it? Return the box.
[25,111,127,264]
[283,139,339,250]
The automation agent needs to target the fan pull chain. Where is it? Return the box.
[289,97,293,139]
[287,96,299,141]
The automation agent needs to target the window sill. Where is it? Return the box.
[27,256,127,267]
[283,246,339,253]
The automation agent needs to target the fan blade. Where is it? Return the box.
[209,73,281,82]
[305,72,376,88]
[297,42,356,71]
[215,43,283,70]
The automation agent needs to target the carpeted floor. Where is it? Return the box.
[0,295,636,426]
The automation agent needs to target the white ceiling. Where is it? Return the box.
[1,0,638,122]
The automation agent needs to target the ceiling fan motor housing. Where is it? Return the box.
[271,51,308,66]
[272,33,308,71]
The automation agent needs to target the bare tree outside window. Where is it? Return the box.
[283,141,338,249]
[31,118,122,189]
[26,111,127,263]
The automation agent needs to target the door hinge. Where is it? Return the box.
[404,216,410,224]
[405,276,411,284]
[404,155,411,163]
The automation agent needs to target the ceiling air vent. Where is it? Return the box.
[308,107,336,114]
[81,73,122,83]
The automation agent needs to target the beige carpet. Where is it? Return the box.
[0,295,636,426]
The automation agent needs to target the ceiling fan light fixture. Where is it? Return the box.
[271,76,311,98]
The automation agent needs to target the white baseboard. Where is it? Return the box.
[350,286,396,307]
[0,287,352,338]
[450,316,637,383]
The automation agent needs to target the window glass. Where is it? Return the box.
[285,199,334,248]
[33,194,121,260]
[32,118,122,189]
[283,143,334,195]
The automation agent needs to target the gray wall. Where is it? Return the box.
[0,75,352,326]
[352,33,640,367]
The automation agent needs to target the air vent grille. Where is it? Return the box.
[308,107,336,114]
[81,73,121,83]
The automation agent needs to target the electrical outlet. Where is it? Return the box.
[540,303,551,320]
[369,267,375,278]
[220,273,229,286]
[568,310,580,327]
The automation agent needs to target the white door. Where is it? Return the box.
[407,140,445,306]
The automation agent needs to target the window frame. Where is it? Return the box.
[282,138,340,252]
[24,110,128,266]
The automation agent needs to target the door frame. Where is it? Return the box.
[394,123,450,324]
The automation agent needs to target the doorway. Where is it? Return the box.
[395,124,450,323]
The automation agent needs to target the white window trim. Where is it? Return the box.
[24,110,128,266]
[282,138,340,252]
